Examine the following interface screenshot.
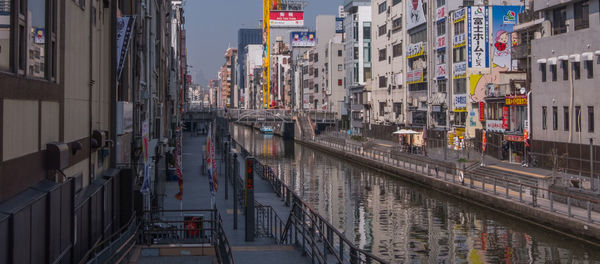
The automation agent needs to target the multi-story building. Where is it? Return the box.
[244,44,263,109]
[271,39,292,108]
[370,0,406,129]
[219,48,237,108]
[237,29,262,108]
[526,0,599,171]
[344,0,372,134]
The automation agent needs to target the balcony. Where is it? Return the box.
[512,44,529,60]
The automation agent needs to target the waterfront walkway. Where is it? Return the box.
[302,135,600,243]
[133,133,310,264]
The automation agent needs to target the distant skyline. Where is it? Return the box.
[184,0,342,86]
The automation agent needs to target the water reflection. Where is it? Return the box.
[232,125,600,263]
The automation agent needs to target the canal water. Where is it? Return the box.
[232,125,600,263]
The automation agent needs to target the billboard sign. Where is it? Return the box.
[335,17,344,33]
[436,6,446,21]
[486,120,505,132]
[453,62,466,78]
[453,94,467,111]
[467,6,489,68]
[436,64,447,79]
[492,6,523,69]
[290,32,316,47]
[270,11,304,27]
[437,35,446,50]
[407,0,427,30]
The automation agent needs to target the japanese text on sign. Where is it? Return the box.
[505,95,527,105]
[468,6,489,68]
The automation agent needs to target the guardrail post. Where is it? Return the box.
[588,201,592,223]
[550,192,554,212]
[339,239,344,263]
[493,178,497,194]
[286,188,290,207]
[350,247,358,264]
[482,175,486,191]
[568,197,572,218]
[519,184,523,202]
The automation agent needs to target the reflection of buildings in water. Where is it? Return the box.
[233,125,600,263]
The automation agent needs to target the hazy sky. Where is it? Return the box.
[184,0,342,86]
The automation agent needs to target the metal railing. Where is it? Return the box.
[79,216,137,264]
[256,161,388,264]
[139,209,235,264]
[304,136,600,224]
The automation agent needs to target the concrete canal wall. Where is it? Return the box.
[296,138,600,245]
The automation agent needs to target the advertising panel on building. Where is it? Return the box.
[270,11,304,27]
[335,17,344,33]
[290,32,316,47]
[467,6,489,68]
[407,0,427,30]
[492,6,524,70]
[454,94,467,111]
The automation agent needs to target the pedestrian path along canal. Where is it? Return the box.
[231,125,600,263]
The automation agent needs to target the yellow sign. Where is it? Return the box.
[505,95,528,105]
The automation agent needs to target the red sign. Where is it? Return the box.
[502,106,509,130]
[482,130,487,152]
[479,102,485,122]
[524,129,530,147]
[437,35,446,49]
[270,11,304,27]
[505,134,524,142]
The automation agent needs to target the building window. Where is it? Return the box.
[453,46,465,62]
[338,50,342,57]
[550,64,557,81]
[314,68,318,77]
[353,22,358,41]
[2,0,56,79]
[364,67,372,83]
[454,20,465,35]
[393,43,402,57]
[553,106,558,130]
[437,51,446,64]
[363,22,371,41]
[338,64,343,71]
[585,60,593,79]
[542,106,547,130]
[575,106,581,132]
[354,47,359,60]
[574,1,589,30]
[393,0,402,6]
[0,0,11,71]
[574,62,581,80]
[437,21,445,36]
[393,102,402,118]
[561,60,568,80]
[378,48,387,61]
[453,78,466,94]
[314,53,319,62]
[437,0,445,6]
[410,28,427,43]
[364,42,371,63]
[540,63,547,82]
[552,6,567,35]
[438,80,447,93]
[564,106,569,131]
[378,1,387,14]
[379,102,386,116]
[589,106,594,132]
[378,24,387,37]
[379,76,387,88]
[392,17,402,32]
[314,84,318,93]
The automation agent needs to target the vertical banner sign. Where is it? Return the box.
[479,102,485,121]
[116,16,136,80]
[175,127,184,200]
[206,124,215,197]
[524,129,530,147]
[468,6,489,68]
[482,130,487,152]
[211,124,218,192]
[502,106,509,130]
[141,121,150,194]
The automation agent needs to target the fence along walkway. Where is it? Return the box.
[252,159,389,264]
[307,137,600,227]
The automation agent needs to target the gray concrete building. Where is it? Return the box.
[344,0,372,134]
[527,0,599,171]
